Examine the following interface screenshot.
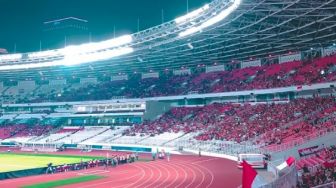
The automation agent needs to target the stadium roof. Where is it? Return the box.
[1,0,336,80]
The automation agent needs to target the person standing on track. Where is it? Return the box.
[152,151,156,161]
[46,162,53,174]
[167,151,170,162]
[104,159,108,170]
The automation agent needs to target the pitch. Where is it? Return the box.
[0,153,98,173]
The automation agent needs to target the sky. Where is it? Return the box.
[0,0,210,53]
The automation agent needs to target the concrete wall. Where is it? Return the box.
[272,132,336,161]
[143,101,172,121]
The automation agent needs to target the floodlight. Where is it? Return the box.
[175,4,210,24]
[28,50,62,58]
[0,53,22,61]
[0,47,134,71]
[179,0,241,37]
[179,27,199,37]
[99,35,133,49]
[63,47,134,66]
[61,35,133,56]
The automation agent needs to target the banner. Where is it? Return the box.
[206,65,225,73]
[241,59,261,68]
[0,167,47,180]
[298,145,320,157]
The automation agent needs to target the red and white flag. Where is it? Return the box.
[276,156,295,171]
[242,160,263,188]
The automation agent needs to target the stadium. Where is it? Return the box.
[0,0,335,187]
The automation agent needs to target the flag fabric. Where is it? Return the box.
[276,156,295,171]
[242,160,257,188]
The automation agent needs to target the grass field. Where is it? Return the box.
[0,153,102,173]
[21,175,105,188]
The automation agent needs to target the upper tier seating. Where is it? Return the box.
[9,54,336,103]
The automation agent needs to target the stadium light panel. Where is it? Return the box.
[175,4,210,24]
[61,35,133,56]
[179,27,200,37]
[179,0,241,37]
[0,53,22,61]
[0,61,59,71]
[98,35,133,49]
[28,50,62,58]
[0,47,133,71]
[64,47,134,66]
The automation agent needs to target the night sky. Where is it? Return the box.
[0,0,210,53]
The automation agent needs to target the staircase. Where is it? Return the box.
[104,134,124,143]
[135,135,151,144]
[79,127,111,143]
[162,133,189,146]
[28,126,62,142]
[54,129,82,142]
[30,85,42,98]
[1,86,10,95]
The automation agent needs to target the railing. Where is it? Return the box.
[259,162,298,188]
[101,136,266,156]
[264,126,336,153]
[173,139,265,156]
[19,143,58,152]
[312,182,335,188]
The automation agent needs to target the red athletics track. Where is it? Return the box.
[0,149,242,188]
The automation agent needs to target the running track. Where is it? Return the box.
[0,154,242,188]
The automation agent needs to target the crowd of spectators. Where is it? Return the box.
[0,124,27,139]
[18,54,336,103]
[125,96,335,144]
[47,153,138,174]
[298,146,336,187]
[0,124,54,140]
[15,125,54,137]
[258,97,336,146]
[1,95,334,147]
